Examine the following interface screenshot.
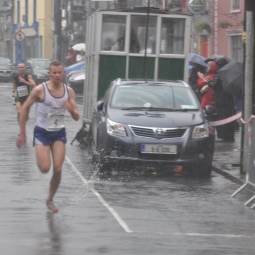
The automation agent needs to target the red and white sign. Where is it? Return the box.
[14,30,26,42]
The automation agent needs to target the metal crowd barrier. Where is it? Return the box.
[232,116,255,209]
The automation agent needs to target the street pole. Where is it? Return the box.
[243,11,254,175]
[18,42,21,63]
[241,0,255,174]
[143,0,150,80]
[54,0,62,61]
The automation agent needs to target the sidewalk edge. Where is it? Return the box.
[212,166,245,186]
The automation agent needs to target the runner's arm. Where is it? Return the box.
[26,74,36,88]
[19,86,42,135]
[65,87,79,121]
[12,81,16,96]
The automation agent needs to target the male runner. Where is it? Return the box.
[12,63,36,122]
[16,60,79,213]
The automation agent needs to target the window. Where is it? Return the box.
[161,18,185,54]
[130,15,157,54]
[231,0,240,11]
[230,35,242,62]
[101,15,126,52]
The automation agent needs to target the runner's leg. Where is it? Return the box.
[47,141,66,201]
[16,101,22,123]
[35,145,51,173]
[16,101,29,122]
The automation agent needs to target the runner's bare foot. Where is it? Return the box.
[46,200,59,213]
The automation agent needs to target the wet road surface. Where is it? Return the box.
[0,84,255,255]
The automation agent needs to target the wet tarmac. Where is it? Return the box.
[0,84,255,255]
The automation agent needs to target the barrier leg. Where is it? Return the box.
[244,194,255,206]
[231,183,248,198]
[250,203,255,209]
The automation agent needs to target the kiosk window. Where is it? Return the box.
[130,15,157,54]
[101,15,126,52]
[161,18,185,54]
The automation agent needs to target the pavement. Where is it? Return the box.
[212,127,245,185]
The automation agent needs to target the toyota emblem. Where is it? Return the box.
[155,128,165,134]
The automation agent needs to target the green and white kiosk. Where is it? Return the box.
[83,7,192,124]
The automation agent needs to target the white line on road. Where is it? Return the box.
[137,231,254,239]
[65,156,133,233]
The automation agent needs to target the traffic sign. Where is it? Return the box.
[14,30,26,42]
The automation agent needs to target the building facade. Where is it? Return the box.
[13,0,53,64]
[0,0,14,60]
[214,0,244,62]
[185,0,213,58]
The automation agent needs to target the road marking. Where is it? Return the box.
[65,156,133,233]
[0,85,11,88]
[137,231,254,238]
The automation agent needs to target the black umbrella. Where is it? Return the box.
[204,55,232,64]
[217,60,243,97]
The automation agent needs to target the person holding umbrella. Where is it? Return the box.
[188,63,206,102]
[76,49,85,62]
[65,47,77,66]
[197,61,217,110]
[189,53,208,102]
[208,57,239,142]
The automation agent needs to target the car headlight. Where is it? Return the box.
[107,118,127,137]
[192,123,209,139]
[73,74,85,81]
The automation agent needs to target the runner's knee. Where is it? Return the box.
[38,163,51,173]
[53,166,62,174]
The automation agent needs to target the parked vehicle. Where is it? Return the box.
[63,61,85,84]
[89,79,215,177]
[68,68,85,94]
[25,58,52,85]
[0,57,14,82]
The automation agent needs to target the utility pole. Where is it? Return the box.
[54,0,62,61]
[240,0,255,174]
[244,0,255,112]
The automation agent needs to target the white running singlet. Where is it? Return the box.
[35,83,69,131]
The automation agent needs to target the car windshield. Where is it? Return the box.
[31,60,51,69]
[111,84,199,110]
[0,58,11,66]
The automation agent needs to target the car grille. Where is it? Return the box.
[130,126,187,139]
[0,70,12,74]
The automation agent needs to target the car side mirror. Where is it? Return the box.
[205,105,217,116]
[97,100,104,112]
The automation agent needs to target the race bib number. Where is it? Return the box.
[47,113,65,131]
[17,86,28,97]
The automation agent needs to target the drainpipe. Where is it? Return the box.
[213,0,218,55]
